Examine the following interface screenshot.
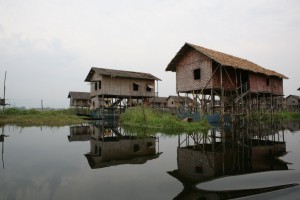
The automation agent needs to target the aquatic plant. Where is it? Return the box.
[119,106,210,135]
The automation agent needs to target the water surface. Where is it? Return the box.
[0,121,299,200]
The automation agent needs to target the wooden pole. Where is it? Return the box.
[3,71,7,111]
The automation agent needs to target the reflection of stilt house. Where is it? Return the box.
[286,95,300,111]
[85,125,160,169]
[84,67,161,119]
[165,43,288,121]
[286,120,300,132]
[171,122,287,183]
[68,125,91,142]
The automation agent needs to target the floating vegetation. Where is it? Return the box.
[120,106,210,135]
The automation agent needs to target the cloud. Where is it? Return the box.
[0,0,300,107]
[0,33,84,108]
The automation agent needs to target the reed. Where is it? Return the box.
[0,108,86,126]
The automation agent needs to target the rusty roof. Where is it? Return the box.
[85,67,161,82]
[166,43,288,79]
[68,91,90,99]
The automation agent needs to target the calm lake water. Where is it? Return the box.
[0,120,300,200]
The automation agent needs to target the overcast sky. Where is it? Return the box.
[0,0,299,108]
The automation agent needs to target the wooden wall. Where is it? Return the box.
[176,49,212,93]
[174,48,283,96]
[212,65,238,90]
[89,73,156,97]
[249,73,283,95]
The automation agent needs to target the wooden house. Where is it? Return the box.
[286,95,300,111]
[84,67,161,110]
[148,97,168,108]
[67,91,90,108]
[166,95,194,109]
[165,43,288,117]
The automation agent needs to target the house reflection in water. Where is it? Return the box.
[68,124,91,142]
[85,123,161,169]
[286,120,300,132]
[168,121,290,199]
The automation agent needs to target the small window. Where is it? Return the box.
[98,147,102,156]
[172,101,174,105]
[146,84,152,92]
[133,144,140,152]
[195,166,203,173]
[98,81,101,90]
[94,145,98,154]
[147,142,153,147]
[194,68,201,80]
[266,78,270,86]
[133,83,139,91]
[94,82,98,90]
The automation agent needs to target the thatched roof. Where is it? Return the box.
[85,67,161,82]
[166,43,288,79]
[68,91,90,99]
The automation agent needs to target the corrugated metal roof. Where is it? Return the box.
[167,95,193,103]
[68,92,90,99]
[286,95,300,100]
[150,97,168,103]
[166,43,288,79]
[85,67,161,82]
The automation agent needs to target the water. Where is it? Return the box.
[0,121,299,200]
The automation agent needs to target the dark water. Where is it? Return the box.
[0,121,300,200]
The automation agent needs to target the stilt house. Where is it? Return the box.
[165,43,288,117]
[84,67,161,110]
[68,91,91,108]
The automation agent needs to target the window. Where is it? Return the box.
[133,83,139,91]
[266,78,270,86]
[147,142,153,147]
[98,147,102,156]
[133,144,140,152]
[194,68,201,80]
[94,82,97,90]
[195,166,203,173]
[98,81,101,90]
[146,84,153,92]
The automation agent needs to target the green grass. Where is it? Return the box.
[119,106,210,135]
[0,108,87,127]
[277,111,300,120]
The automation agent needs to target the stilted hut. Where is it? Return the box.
[67,91,91,116]
[84,67,161,119]
[165,43,288,122]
